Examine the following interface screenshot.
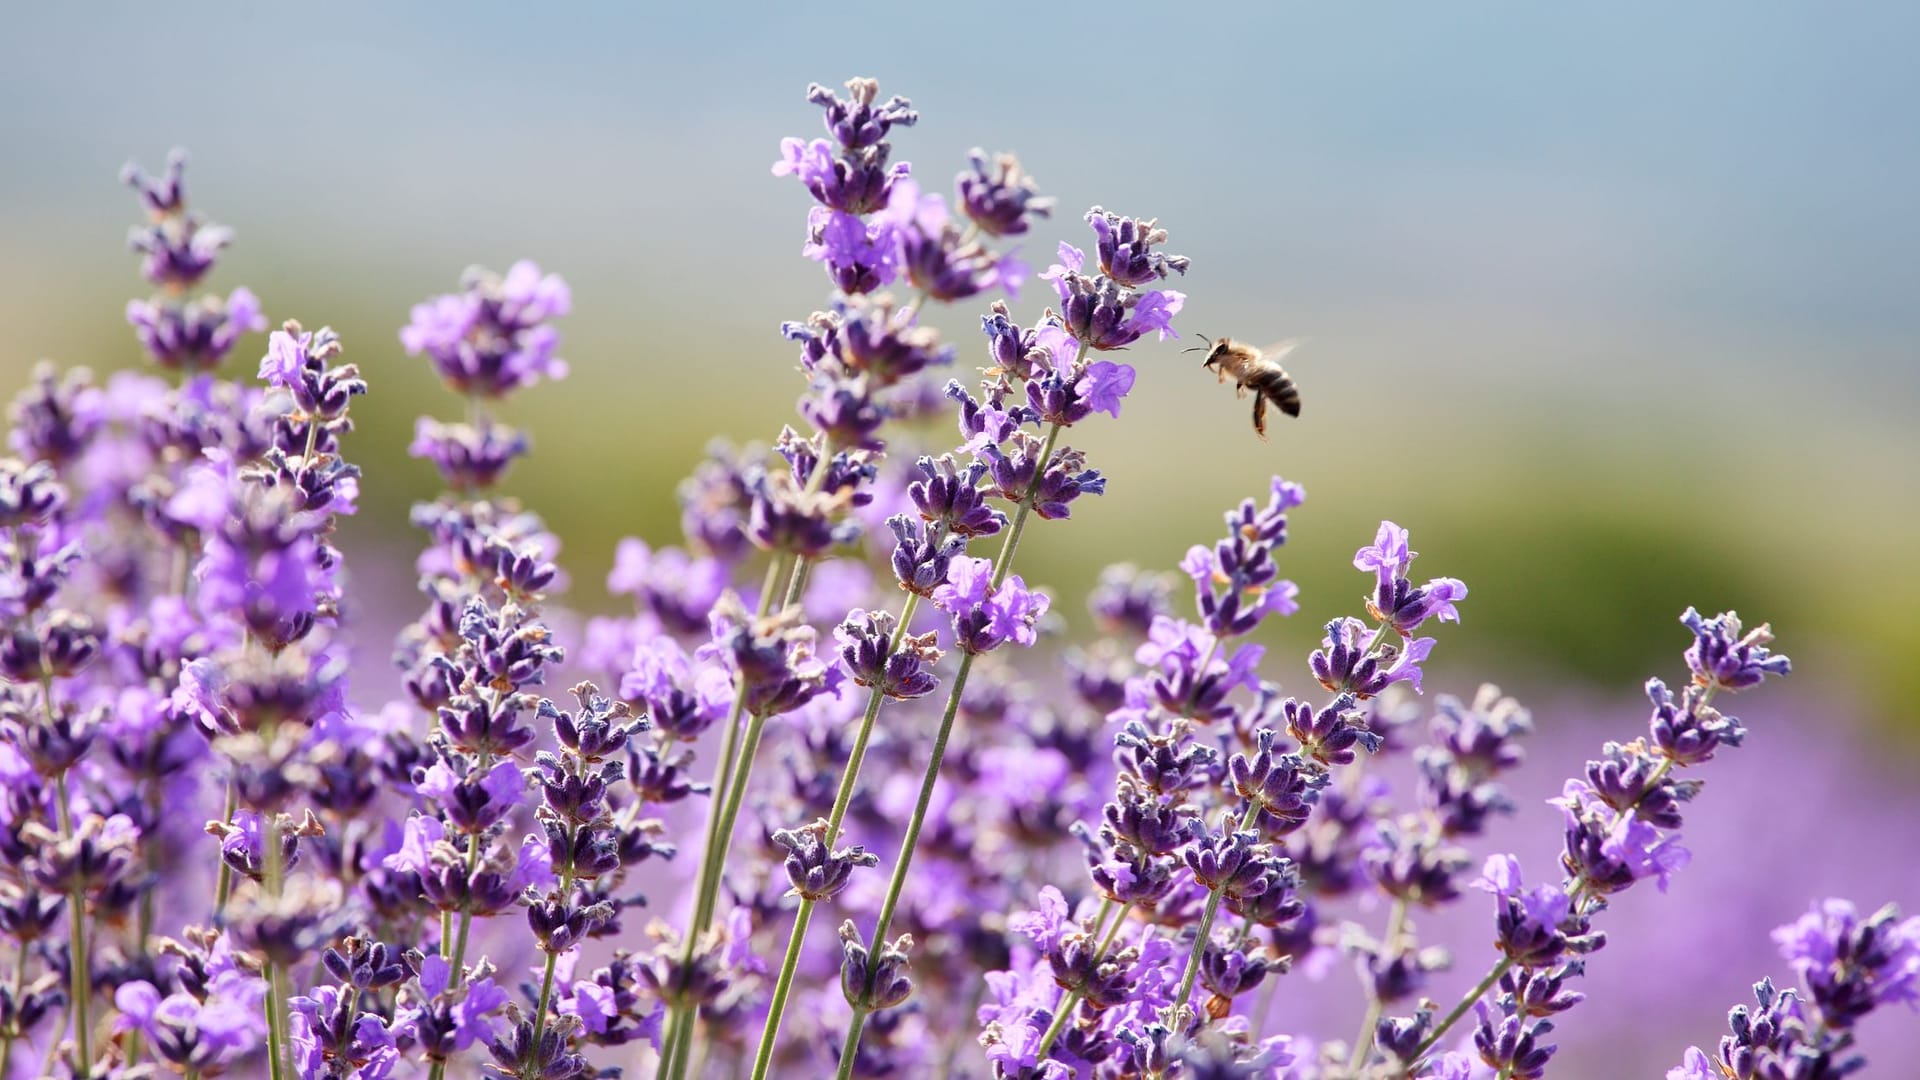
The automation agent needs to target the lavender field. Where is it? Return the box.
[2,8,1916,1079]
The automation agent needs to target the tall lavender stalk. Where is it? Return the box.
[832,201,1190,1076]
[662,77,1059,1079]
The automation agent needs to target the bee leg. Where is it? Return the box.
[1252,392,1269,439]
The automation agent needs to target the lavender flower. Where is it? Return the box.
[932,555,1050,654]
[1773,899,1920,1028]
[957,150,1053,237]
[400,261,571,397]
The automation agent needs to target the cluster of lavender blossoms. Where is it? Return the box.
[0,77,1911,1080]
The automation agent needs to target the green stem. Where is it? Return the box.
[1348,896,1410,1071]
[661,1006,697,1080]
[263,962,287,1080]
[987,422,1063,586]
[782,556,816,611]
[50,712,91,1073]
[527,952,560,1069]
[750,592,923,1074]
[525,830,579,1079]
[835,1006,870,1080]
[656,1007,685,1080]
[1416,958,1511,1063]
[446,833,482,964]
[837,419,1068,1080]
[698,710,771,923]
[777,449,838,611]
[260,812,290,1080]
[1167,803,1262,1028]
[664,710,771,1080]
[659,556,789,1077]
[441,740,494,983]
[749,898,815,1080]
[1032,900,1134,1061]
[212,777,239,920]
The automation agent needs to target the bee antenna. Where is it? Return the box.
[1182,333,1212,355]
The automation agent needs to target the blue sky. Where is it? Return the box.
[4,4,1915,407]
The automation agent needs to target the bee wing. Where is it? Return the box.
[1258,338,1305,363]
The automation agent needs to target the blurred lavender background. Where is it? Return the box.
[4,4,1918,1075]
[1259,686,1920,1074]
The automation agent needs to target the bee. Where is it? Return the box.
[1185,335,1303,439]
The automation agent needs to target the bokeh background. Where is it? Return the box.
[4,4,1917,1075]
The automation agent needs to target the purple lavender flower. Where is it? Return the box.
[1043,242,1186,350]
[835,608,942,700]
[772,818,879,902]
[801,208,904,295]
[123,159,232,288]
[1552,779,1691,894]
[704,595,829,716]
[1085,207,1191,286]
[400,261,571,398]
[773,78,916,214]
[1773,899,1920,1029]
[1680,607,1792,692]
[1473,855,1576,968]
[126,288,267,373]
[908,454,1005,538]
[1089,564,1174,639]
[932,555,1050,654]
[957,149,1054,237]
[8,364,106,466]
[409,416,530,491]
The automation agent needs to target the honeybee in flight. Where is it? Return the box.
[1185,335,1303,439]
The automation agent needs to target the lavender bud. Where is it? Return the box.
[1114,719,1219,796]
[1086,207,1190,286]
[1101,779,1200,856]
[0,459,65,527]
[908,454,1004,537]
[838,920,914,1011]
[409,417,530,491]
[1365,821,1470,906]
[1502,962,1587,1017]
[1646,676,1746,765]
[808,78,916,150]
[957,150,1052,237]
[1048,931,1141,1010]
[1472,999,1557,1080]
[772,819,878,902]
[1282,694,1381,767]
[1680,607,1791,692]
[1227,729,1327,836]
[7,364,104,466]
[400,261,571,399]
[1776,899,1920,1030]
[1089,563,1173,638]
[886,514,964,597]
[834,609,942,700]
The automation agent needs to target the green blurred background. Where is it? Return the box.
[2,4,1916,733]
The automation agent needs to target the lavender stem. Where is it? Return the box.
[1032,899,1133,1060]
[1348,895,1411,1070]
[1166,801,1263,1028]
[836,419,1066,1079]
[659,554,792,1075]
[751,592,924,1075]
[49,689,91,1073]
